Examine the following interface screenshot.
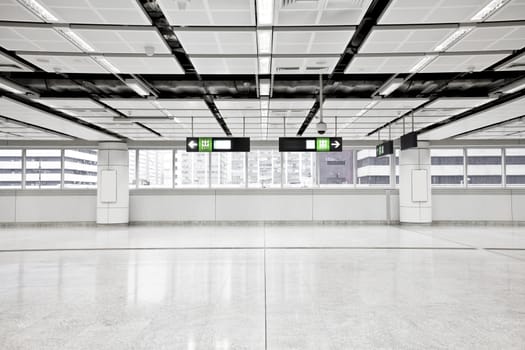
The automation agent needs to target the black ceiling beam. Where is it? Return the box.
[296,0,393,136]
[136,0,232,136]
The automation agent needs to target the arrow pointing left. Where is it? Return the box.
[188,140,197,149]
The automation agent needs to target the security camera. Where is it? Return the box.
[317,121,327,135]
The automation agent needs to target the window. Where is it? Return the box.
[0,149,22,189]
[505,148,525,186]
[467,148,502,186]
[356,149,390,186]
[137,150,173,188]
[25,149,61,189]
[175,151,209,187]
[283,152,315,187]
[129,150,136,188]
[211,153,245,187]
[318,150,354,185]
[248,150,281,188]
[63,149,97,188]
[431,149,464,186]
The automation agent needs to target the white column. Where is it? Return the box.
[96,142,129,224]
[399,141,432,223]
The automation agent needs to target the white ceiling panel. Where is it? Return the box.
[272,29,354,55]
[275,0,372,26]
[0,51,34,72]
[379,0,497,24]
[449,25,525,52]
[486,0,525,22]
[168,110,213,117]
[72,27,170,54]
[35,98,104,110]
[104,56,184,74]
[0,0,41,22]
[119,109,166,117]
[191,57,257,74]
[215,99,261,110]
[270,99,315,110]
[99,98,156,109]
[157,0,255,26]
[424,97,494,109]
[323,99,373,109]
[374,98,427,109]
[0,97,118,141]
[420,96,525,140]
[18,53,107,73]
[497,52,525,71]
[0,25,81,52]
[174,30,256,55]
[38,0,151,25]
[220,110,266,117]
[359,27,456,53]
[158,100,209,109]
[345,54,425,73]
[421,53,508,72]
[272,56,339,74]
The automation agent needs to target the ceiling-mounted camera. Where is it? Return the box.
[317,121,327,135]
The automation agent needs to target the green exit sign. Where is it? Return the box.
[316,138,330,152]
[198,138,212,152]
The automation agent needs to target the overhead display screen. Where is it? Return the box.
[186,137,250,152]
[279,137,342,152]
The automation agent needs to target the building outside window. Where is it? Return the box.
[318,150,354,185]
[175,151,209,187]
[129,150,136,188]
[247,150,281,188]
[0,149,22,188]
[356,149,390,186]
[25,149,61,189]
[63,149,97,188]
[283,152,315,187]
[431,149,464,186]
[466,148,502,186]
[505,148,525,186]
[211,153,245,187]
[137,150,173,188]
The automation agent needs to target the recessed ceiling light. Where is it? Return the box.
[257,0,274,26]
[54,27,95,52]
[17,0,58,22]
[471,0,510,21]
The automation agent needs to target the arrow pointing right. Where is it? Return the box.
[188,140,197,149]
[331,140,340,148]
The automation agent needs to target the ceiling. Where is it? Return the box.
[0,0,524,143]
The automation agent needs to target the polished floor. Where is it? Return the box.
[0,224,524,349]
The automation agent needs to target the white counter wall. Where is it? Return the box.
[1,188,524,223]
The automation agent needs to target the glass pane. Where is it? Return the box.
[283,152,315,187]
[505,148,525,186]
[395,149,399,186]
[211,153,245,187]
[25,149,61,189]
[175,151,209,187]
[248,150,281,188]
[319,150,353,185]
[431,149,464,186]
[356,149,390,186]
[63,149,97,188]
[137,150,173,188]
[467,148,502,186]
[129,150,136,188]
[0,149,22,189]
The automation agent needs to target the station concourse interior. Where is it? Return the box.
[0,0,525,348]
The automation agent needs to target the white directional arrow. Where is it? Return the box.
[188,140,198,149]
[331,140,341,148]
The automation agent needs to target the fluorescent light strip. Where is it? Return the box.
[377,79,403,97]
[259,56,271,74]
[259,80,270,96]
[433,27,473,52]
[409,55,436,73]
[257,30,272,54]
[257,0,274,26]
[125,80,150,97]
[17,0,58,22]
[55,28,95,52]
[471,0,510,21]
[92,56,120,74]
[502,81,525,94]
[0,78,30,94]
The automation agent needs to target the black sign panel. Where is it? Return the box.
[376,140,394,157]
[279,137,343,152]
[400,132,418,150]
[186,137,250,152]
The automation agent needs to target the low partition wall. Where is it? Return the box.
[0,188,524,224]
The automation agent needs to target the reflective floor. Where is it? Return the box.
[0,224,524,349]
